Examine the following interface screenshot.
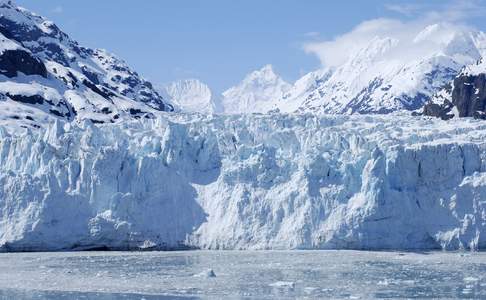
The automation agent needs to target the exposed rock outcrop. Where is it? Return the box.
[424,59,486,120]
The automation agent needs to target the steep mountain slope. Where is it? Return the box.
[221,65,291,114]
[287,24,486,114]
[0,0,171,128]
[278,69,333,113]
[160,79,219,114]
[424,57,486,120]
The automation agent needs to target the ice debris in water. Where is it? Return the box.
[463,277,479,282]
[269,281,295,289]
[378,279,390,286]
[194,269,216,278]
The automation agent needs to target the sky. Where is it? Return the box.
[14,0,486,93]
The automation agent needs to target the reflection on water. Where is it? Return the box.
[0,251,484,299]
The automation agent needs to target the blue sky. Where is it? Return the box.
[14,0,486,93]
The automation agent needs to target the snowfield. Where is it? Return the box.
[0,113,485,251]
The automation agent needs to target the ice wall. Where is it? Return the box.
[0,114,485,251]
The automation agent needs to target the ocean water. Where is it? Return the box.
[0,251,484,299]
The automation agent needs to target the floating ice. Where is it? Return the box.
[194,269,216,278]
[269,281,295,289]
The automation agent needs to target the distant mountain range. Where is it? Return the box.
[1,0,486,122]
[161,24,486,118]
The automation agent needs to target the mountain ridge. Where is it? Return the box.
[0,0,172,129]
[165,23,486,116]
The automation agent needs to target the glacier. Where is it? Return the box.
[0,113,485,251]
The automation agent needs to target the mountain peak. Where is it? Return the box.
[290,23,486,114]
[221,66,291,114]
[257,64,275,74]
[161,79,218,114]
[245,64,281,83]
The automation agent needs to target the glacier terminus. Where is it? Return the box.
[1,113,485,251]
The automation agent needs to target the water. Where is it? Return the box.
[0,251,485,299]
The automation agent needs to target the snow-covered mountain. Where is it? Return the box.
[182,23,486,115]
[160,65,292,115]
[159,79,219,114]
[283,24,486,114]
[0,0,171,128]
[279,68,333,113]
[221,65,292,114]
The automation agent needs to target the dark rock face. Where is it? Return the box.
[0,14,44,42]
[451,74,486,119]
[82,79,116,99]
[423,101,454,120]
[0,49,47,78]
[424,75,486,120]
[6,93,75,120]
[6,93,45,105]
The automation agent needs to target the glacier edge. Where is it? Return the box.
[0,113,485,251]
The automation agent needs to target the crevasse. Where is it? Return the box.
[0,113,485,251]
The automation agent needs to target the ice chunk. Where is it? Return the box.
[194,269,216,278]
[269,281,295,289]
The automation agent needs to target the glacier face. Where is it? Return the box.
[1,114,485,251]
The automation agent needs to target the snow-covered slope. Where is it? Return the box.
[286,24,486,114]
[161,66,292,115]
[1,114,485,251]
[159,79,219,114]
[0,0,171,127]
[221,65,291,114]
[279,69,333,113]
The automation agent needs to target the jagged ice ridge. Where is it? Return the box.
[0,114,485,251]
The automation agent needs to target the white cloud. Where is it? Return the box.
[51,6,63,14]
[304,18,411,67]
[304,0,486,68]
